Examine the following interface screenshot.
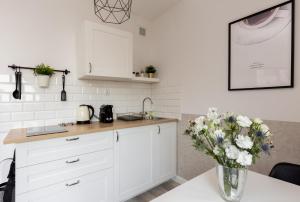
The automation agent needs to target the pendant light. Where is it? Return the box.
[94,0,133,24]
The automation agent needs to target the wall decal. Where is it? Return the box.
[228,0,294,91]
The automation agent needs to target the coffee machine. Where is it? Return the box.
[100,105,113,123]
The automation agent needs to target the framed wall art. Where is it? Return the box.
[228,0,294,91]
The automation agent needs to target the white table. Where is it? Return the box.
[151,168,300,202]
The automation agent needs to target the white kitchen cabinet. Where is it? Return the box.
[16,150,113,195]
[114,126,154,202]
[78,21,133,80]
[153,123,177,185]
[114,123,177,202]
[14,122,177,202]
[16,131,113,168]
[16,169,114,202]
[15,131,114,202]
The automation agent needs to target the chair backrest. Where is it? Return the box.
[269,162,300,186]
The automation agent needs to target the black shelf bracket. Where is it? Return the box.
[8,64,70,75]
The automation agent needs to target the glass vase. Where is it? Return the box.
[216,165,248,202]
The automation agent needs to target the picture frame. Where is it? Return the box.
[228,0,295,91]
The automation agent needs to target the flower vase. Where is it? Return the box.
[217,165,248,202]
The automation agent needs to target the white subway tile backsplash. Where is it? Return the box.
[12,112,34,121]
[23,85,45,93]
[0,74,10,83]
[23,103,44,112]
[0,113,11,122]
[0,84,14,93]
[35,94,55,102]
[45,118,63,126]
[56,110,75,118]
[0,121,22,132]
[21,94,35,102]
[0,103,22,112]
[35,111,56,119]
[0,94,10,102]
[0,72,179,131]
[23,120,45,128]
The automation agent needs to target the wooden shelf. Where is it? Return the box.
[132,77,160,83]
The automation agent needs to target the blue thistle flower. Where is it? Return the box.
[216,136,224,144]
[228,116,235,123]
[262,144,270,154]
[256,131,264,137]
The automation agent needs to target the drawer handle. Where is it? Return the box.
[66,158,80,164]
[66,137,79,142]
[66,180,80,187]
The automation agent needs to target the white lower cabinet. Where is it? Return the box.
[15,122,177,202]
[114,126,154,202]
[153,123,177,185]
[16,169,114,202]
[114,123,177,202]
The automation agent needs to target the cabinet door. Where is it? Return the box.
[16,169,114,202]
[85,21,133,79]
[114,126,154,201]
[153,123,177,184]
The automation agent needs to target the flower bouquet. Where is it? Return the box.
[185,108,273,202]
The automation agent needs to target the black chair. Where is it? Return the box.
[269,162,300,186]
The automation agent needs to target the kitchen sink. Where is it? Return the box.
[117,114,143,121]
[117,113,165,121]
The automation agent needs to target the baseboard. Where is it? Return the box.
[172,175,187,184]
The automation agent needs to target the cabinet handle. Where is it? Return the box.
[158,125,161,134]
[66,137,79,142]
[89,62,92,73]
[116,131,119,142]
[66,180,80,187]
[66,158,80,164]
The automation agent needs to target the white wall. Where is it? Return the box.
[150,0,300,122]
[0,0,158,182]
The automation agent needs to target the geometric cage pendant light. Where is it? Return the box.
[94,0,133,24]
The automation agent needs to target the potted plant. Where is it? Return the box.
[34,63,54,88]
[186,108,273,202]
[145,65,157,78]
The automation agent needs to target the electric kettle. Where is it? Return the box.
[76,105,94,124]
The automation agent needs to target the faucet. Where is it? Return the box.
[142,97,154,118]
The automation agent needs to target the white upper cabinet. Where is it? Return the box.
[78,21,133,80]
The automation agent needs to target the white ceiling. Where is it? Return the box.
[131,0,180,20]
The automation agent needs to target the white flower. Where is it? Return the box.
[235,135,253,149]
[194,117,208,133]
[261,124,269,133]
[253,118,263,124]
[213,146,222,155]
[213,118,221,125]
[261,124,271,136]
[207,107,218,120]
[237,151,253,166]
[225,145,239,160]
[237,115,252,127]
[195,116,205,125]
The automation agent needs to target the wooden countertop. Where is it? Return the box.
[4,118,177,144]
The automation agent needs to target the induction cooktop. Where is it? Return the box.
[26,125,68,137]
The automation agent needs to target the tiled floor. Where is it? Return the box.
[126,180,180,202]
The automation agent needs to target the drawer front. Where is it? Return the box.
[16,131,113,168]
[16,150,113,195]
[16,169,114,202]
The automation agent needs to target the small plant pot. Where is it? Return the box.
[148,73,155,78]
[37,75,50,88]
